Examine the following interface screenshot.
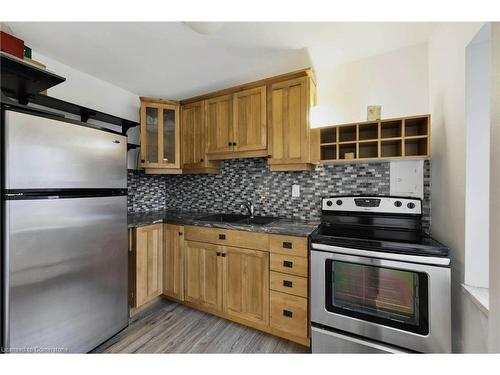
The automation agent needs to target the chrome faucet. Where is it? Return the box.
[240,200,255,218]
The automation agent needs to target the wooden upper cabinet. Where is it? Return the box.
[268,77,319,171]
[223,246,269,326]
[184,241,223,312]
[206,95,234,155]
[233,86,267,153]
[140,97,181,173]
[181,101,220,173]
[206,87,268,160]
[162,224,184,301]
[131,224,163,308]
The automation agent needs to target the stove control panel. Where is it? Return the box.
[322,196,422,215]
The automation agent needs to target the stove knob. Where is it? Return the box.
[407,202,416,209]
[336,200,343,206]
[326,200,333,207]
[394,201,402,207]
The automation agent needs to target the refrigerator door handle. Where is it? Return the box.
[2,206,11,351]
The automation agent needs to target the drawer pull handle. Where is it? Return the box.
[283,309,293,318]
[283,260,293,268]
[221,253,227,257]
[283,280,293,288]
[283,241,293,249]
[178,232,183,236]
[219,234,226,240]
[216,252,222,257]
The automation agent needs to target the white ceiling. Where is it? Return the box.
[6,22,437,99]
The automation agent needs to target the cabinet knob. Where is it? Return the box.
[216,252,222,257]
[233,142,237,146]
[200,158,204,162]
[267,155,272,159]
[283,280,293,288]
[178,232,183,236]
[221,253,227,257]
[228,142,232,146]
[141,159,145,163]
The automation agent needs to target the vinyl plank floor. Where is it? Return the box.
[92,299,309,354]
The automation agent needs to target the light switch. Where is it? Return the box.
[292,184,300,198]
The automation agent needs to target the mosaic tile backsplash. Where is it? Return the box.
[128,158,431,233]
[127,171,167,213]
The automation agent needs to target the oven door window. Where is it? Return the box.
[325,260,429,335]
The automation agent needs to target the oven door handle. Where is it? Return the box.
[311,243,450,267]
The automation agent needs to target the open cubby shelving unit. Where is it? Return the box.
[319,114,431,163]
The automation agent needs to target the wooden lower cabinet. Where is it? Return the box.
[223,246,269,326]
[130,225,310,346]
[270,291,308,339]
[163,224,185,301]
[130,224,163,308]
[184,241,223,312]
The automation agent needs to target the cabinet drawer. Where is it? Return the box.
[270,253,308,277]
[269,234,308,258]
[185,226,269,251]
[270,271,307,298]
[270,291,308,338]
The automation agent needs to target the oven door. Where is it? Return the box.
[311,246,451,353]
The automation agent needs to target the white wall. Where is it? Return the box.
[428,22,488,353]
[29,52,141,168]
[489,22,500,353]
[32,52,139,123]
[465,24,491,289]
[313,43,429,126]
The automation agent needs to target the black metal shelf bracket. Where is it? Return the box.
[127,143,140,151]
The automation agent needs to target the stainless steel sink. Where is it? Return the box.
[195,214,248,223]
[236,216,280,225]
[195,213,280,225]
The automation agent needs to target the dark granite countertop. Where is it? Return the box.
[128,209,319,237]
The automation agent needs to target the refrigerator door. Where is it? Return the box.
[3,196,128,353]
[4,110,127,189]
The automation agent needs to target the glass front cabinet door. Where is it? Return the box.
[140,97,181,172]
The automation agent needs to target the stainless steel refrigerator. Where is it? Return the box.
[1,108,129,353]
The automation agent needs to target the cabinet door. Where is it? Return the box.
[140,102,180,169]
[268,78,309,164]
[233,86,267,152]
[159,104,181,168]
[223,246,269,326]
[181,101,205,169]
[134,224,163,307]
[163,224,184,301]
[184,241,223,312]
[206,95,234,155]
[140,103,160,167]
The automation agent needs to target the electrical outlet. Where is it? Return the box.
[292,184,300,198]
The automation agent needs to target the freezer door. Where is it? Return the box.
[4,110,127,189]
[3,196,128,353]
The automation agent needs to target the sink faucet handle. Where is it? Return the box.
[241,200,255,218]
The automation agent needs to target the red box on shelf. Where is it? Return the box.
[0,31,24,59]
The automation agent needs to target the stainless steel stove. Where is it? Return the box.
[310,196,451,353]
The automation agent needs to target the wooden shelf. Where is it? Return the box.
[1,52,139,136]
[338,125,357,142]
[320,144,337,161]
[318,114,431,163]
[381,120,402,138]
[1,51,66,99]
[32,94,140,134]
